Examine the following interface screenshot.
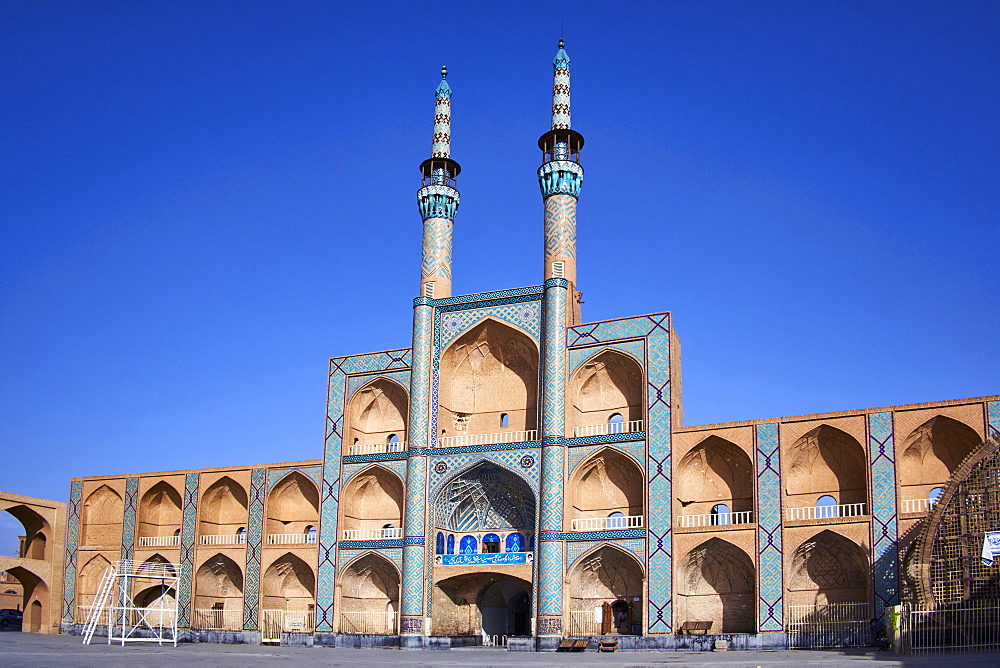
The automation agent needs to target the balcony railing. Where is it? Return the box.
[199,534,246,546]
[339,610,397,635]
[267,533,317,545]
[138,535,181,547]
[342,527,403,541]
[570,515,644,531]
[572,420,644,438]
[347,441,408,456]
[677,511,754,528]
[437,430,537,448]
[902,497,940,514]
[786,503,866,521]
[190,608,243,631]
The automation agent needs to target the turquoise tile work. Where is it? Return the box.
[61,480,83,622]
[755,423,783,632]
[868,412,899,619]
[177,472,200,629]
[243,467,266,630]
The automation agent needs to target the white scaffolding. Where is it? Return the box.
[82,559,180,646]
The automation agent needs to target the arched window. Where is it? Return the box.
[436,532,445,555]
[608,413,624,434]
[447,535,455,554]
[500,413,509,428]
[711,504,731,526]
[816,495,838,519]
[173,529,181,537]
[482,533,501,554]
[929,487,945,505]
[505,533,525,553]
[236,527,247,542]
[382,523,396,539]
[459,535,477,554]
[305,525,317,544]
[608,511,626,529]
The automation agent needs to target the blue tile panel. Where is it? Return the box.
[62,480,83,622]
[339,540,406,549]
[567,340,645,377]
[346,370,413,406]
[755,423,783,632]
[266,465,323,493]
[118,476,139,622]
[566,439,645,476]
[177,472,200,628]
[339,547,404,573]
[988,400,1000,439]
[243,467,266,630]
[537,277,569,635]
[342,452,409,464]
[868,412,899,619]
[438,300,541,350]
[429,285,543,307]
[566,539,646,573]
[540,529,646,541]
[318,347,412,633]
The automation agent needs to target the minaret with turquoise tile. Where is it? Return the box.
[536,39,584,638]
[401,67,461,642]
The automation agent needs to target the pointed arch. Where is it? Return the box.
[77,554,112,614]
[678,537,756,633]
[789,530,869,606]
[566,544,645,635]
[338,551,400,634]
[265,471,319,536]
[138,480,182,539]
[900,415,982,499]
[567,447,644,529]
[82,485,123,547]
[438,318,539,438]
[568,348,644,433]
[199,476,248,535]
[4,504,51,560]
[785,425,868,507]
[676,436,754,518]
[193,553,243,610]
[433,460,536,532]
[345,377,409,451]
[262,552,315,612]
[340,465,403,535]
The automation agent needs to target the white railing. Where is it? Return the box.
[902,497,940,514]
[570,515,644,531]
[190,608,243,631]
[347,441,408,456]
[677,511,754,528]
[339,610,397,635]
[138,535,180,547]
[897,600,1000,654]
[437,430,537,448]
[786,503,866,521]
[566,610,602,636]
[267,533,317,545]
[572,421,644,437]
[342,527,403,541]
[199,534,246,546]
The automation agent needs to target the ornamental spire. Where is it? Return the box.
[551,39,571,130]
[431,65,452,158]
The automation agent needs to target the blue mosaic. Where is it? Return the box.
[243,467,266,630]
[177,472,199,628]
[438,301,540,350]
[120,477,138,563]
[342,459,407,485]
[430,285,543,307]
[755,423,783,632]
[267,465,322,493]
[988,400,1000,439]
[568,339,645,377]
[541,529,646,541]
[341,452,409,464]
[345,370,412,406]
[339,539,405,549]
[868,412,899,620]
[339,547,404,573]
[62,480,82,622]
[565,539,646,573]
[567,439,645,475]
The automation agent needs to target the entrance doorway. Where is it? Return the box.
[479,579,531,638]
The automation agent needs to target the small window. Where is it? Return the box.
[608,413,624,434]
[306,525,317,543]
[929,487,945,504]
[608,511,626,529]
[482,534,501,553]
[816,495,838,519]
[173,529,181,537]
[387,434,399,443]
[236,527,246,537]
[711,504,731,525]
[212,602,224,611]
[500,413,509,428]
[423,281,436,298]
[552,261,565,278]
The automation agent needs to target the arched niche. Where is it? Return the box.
[138,481,182,539]
[438,319,539,438]
[193,553,244,610]
[785,425,868,508]
[198,477,248,535]
[265,472,319,536]
[568,349,644,433]
[262,553,315,612]
[677,537,756,634]
[567,545,644,635]
[340,466,403,535]
[676,436,754,518]
[899,416,982,501]
[433,462,536,533]
[76,554,111,616]
[5,504,50,560]
[83,485,123,547]
[133,574,177,629]
[338,553,399,634]
[567,448,644,529]
[788,530,869,606]
[345,378,409,450]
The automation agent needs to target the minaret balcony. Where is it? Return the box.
[571,420,644,438]
[570,515,644,532]
[436,429,538,449]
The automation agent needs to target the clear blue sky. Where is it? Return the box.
[1,2,997,552]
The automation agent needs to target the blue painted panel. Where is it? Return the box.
[441,552,531,566]
[459,535,478,554]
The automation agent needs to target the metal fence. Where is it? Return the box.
[894,600,1000,654]
[786,602,871,649]
[339,610,397,635]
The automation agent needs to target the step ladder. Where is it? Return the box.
[82,566,116,645]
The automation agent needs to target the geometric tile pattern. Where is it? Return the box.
[339,540,405,550]
[989,400,1000,439]
[568,339,645,377]
[62,480,83,622]
[427,449,541,501]
[342,459,407,485]
[243,467,266,631]
[437,300,541,350]
[543,195,578,262]
[541,529,646,541]
[567,312,669,348]
[566,538,646,573]
[267,465,323,493]
[421,216,454,282]
[341,452,409,464]
[118,476,139,619]
[567,439,646,477]
[318,347,412,633]
[868,412,899,620]
[563,431,647,447]
[339,547,404,573]
[177,472,200,629]
[431,285,544,307]
[755,423,783,632]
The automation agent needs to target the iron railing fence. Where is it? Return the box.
[786,602,871,649]
[895,600,1000,654]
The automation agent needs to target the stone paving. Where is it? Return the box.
[4,631,1000,667]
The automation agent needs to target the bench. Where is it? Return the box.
[678,621,712,635]
[556,639,590,652]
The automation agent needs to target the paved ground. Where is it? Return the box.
[3,631,1000,667]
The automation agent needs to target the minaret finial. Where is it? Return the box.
[441,65,447,80]
[551,39,571,129]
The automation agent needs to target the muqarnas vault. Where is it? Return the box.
[60,42,1000,651]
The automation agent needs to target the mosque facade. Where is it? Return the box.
[58,43,1000,649]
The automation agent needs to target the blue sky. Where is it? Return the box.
[1,2,997,552]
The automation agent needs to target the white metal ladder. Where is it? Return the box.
[82,566,116,645]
